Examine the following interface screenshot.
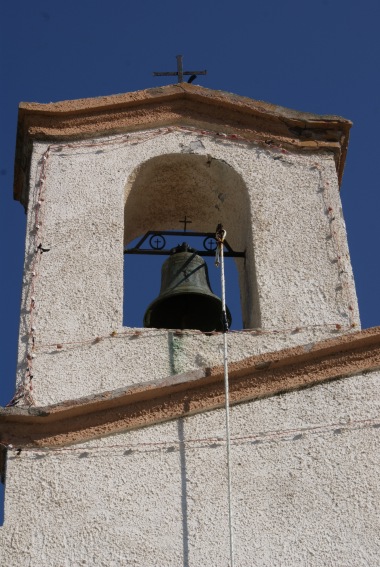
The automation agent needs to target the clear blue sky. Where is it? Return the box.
[1,1,380,517]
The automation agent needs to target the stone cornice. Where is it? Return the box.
[1,327,379,449]
[14,83,351,206]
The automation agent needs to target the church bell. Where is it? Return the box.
[144,243,232,332]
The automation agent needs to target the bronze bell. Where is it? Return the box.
[144,243,232,332]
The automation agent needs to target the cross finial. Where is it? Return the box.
[153,55,207,84]
[179,215,192,232]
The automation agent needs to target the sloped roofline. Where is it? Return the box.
[1,326,378,449]
[14,83,352,206]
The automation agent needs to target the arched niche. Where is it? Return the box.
[124,153,260,328]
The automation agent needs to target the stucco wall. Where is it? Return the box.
[16,127,359,405]
[1,370,379,567]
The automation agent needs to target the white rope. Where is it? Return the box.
[216,225,235,567]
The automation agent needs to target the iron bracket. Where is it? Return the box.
[124,230,245,258]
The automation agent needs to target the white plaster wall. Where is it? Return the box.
[16,129,359,405]
[1,371,379,566]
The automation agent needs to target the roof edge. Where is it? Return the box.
[14,84,352,206]
[18,84,352,126]
[1,326,378,449]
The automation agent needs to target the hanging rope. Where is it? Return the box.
[215,223,235,567]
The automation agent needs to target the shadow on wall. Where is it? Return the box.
[168,331,190,567]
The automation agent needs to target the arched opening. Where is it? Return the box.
[123,153,258,329]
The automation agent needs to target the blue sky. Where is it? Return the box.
[1,0,380,520]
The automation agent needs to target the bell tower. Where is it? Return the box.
[8,86,359,406]
[1,84,379,567]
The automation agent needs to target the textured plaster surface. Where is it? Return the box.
[2,326,380,450]
[1,371,379,566]
[5,93,375,567]
[16,128,359,406]
[14,83,351,204]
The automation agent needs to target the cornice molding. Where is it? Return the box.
[1,326,379,449]
[14,83,351,206]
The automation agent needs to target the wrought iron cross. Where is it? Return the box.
[153,55,207,84]
[179,216,192,232]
